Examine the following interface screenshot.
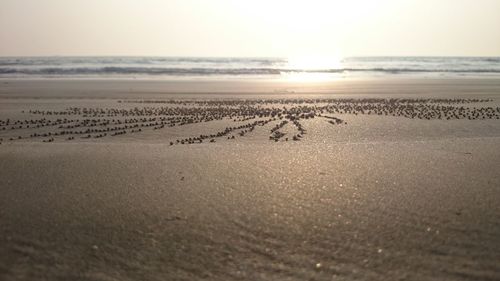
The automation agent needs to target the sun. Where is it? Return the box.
[286,55,343,71]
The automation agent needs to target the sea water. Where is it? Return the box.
[0,56,499,80]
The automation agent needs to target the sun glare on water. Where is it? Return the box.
[282,55,344,82]
[287,56,342,70]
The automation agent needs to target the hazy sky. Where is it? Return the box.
[1,0,499,57]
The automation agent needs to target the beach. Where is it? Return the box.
[1,78,499,281]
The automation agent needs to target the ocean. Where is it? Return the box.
[0,56,499,80]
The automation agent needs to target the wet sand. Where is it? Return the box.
[0,79,499,281]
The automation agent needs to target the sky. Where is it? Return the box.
[0,0,499,57]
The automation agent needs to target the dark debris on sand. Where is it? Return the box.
[1,98,499,144]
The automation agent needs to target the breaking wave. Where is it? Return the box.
[0,56,499,78]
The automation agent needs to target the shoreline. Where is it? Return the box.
[1,77,500,99]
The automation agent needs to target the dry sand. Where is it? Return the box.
[0,78,499,281]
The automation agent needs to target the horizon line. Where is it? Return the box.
[0,55,499,59]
